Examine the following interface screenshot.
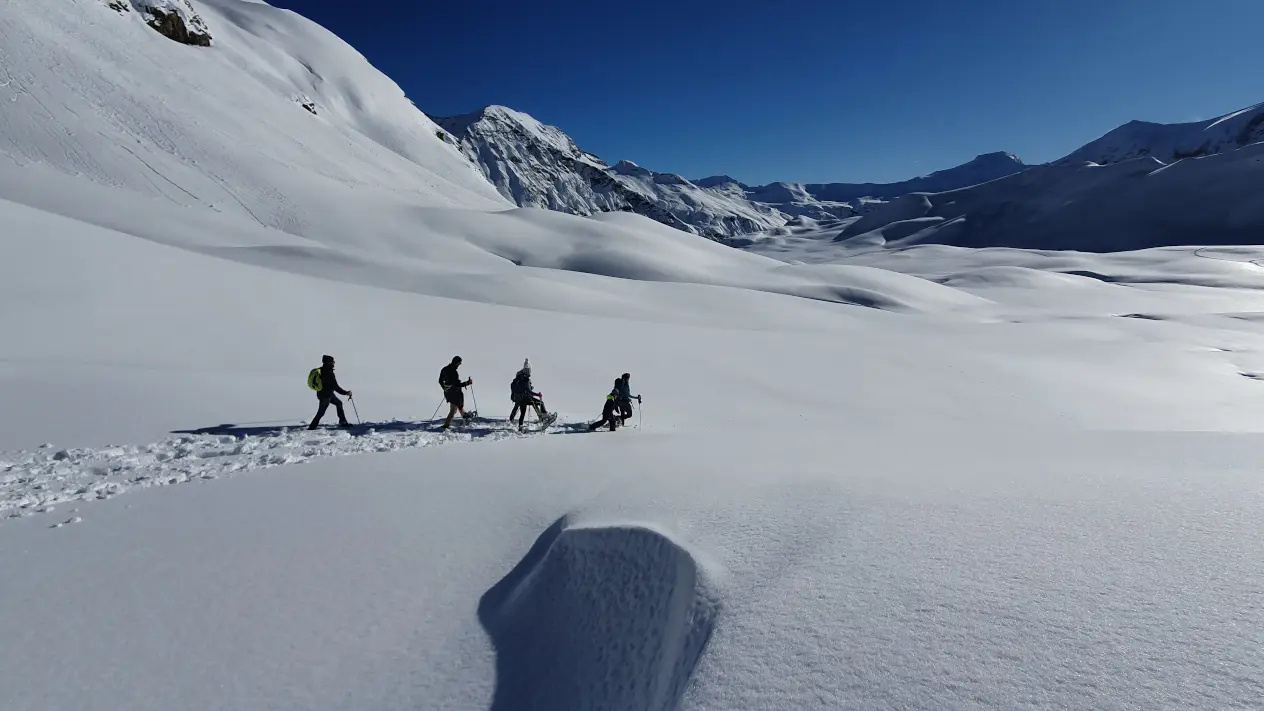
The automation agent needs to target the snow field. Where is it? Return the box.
[2,1,1264,709]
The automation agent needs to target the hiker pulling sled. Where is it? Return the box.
[509,359,557,430]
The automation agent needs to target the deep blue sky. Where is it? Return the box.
[270,0,1264,185]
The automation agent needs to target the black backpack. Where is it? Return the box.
[511,371,530,399]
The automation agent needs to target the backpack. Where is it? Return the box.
[510,371,529,400]
[307,368,323,391]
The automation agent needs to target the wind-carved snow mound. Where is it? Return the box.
[479,518,720,711]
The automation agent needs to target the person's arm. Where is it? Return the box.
[329,371,351,396]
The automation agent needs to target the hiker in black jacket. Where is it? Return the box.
[614,372,640,425]
[309,355,352,430]
[588,379,623,432]
[439,356,473,430]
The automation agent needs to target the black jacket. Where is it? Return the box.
[319,363,349,397]
[439,363,463,391]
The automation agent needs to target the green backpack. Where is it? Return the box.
[307,367,323,391]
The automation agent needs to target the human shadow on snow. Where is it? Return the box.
[171,418,593,439]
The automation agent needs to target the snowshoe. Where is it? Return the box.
[540,411,558,428]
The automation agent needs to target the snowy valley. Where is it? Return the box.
[2,1,1263,710]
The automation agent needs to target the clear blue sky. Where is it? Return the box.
[271,0,1264,185]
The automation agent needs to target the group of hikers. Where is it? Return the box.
[307,355,641,432]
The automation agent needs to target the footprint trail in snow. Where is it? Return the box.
[0,418,576,522]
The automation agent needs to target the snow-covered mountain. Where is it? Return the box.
[692,152,1026,205]
[742,102,1264,253]
[434,105,859,238]
[434,106,1024,239]
[1061,103,1264,165]
[803,151,1027,201]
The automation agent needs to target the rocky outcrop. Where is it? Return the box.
[131,1,212,47]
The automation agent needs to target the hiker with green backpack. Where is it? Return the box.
[307,354,353,430]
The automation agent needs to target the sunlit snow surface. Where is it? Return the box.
[1,1,1263,710]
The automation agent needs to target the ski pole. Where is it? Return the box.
[470,383,479,415]
[350,396,362,425]
[429,397,445,422]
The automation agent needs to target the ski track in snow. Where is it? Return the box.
[0,418,579,523]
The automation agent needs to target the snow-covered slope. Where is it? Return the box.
[0,0,508,222]
[1062,102,1264,165]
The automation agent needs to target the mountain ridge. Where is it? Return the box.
[432,104,1025,239]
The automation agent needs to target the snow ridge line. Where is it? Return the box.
[0,419,572,522]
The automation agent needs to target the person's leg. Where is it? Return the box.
[443,401,457,429]
[605,401,619,430]
[330,394,348,425]
[309,395,330,429]
[618,399,632,424]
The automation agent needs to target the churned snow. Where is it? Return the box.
[2,1,1264,710]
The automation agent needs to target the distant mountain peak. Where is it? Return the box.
[972,151,1023,164]
[695,175,745,189]
[611,160,651,177]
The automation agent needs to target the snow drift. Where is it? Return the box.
[479,517,719,711]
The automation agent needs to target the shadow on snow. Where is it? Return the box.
[170,418,593,439]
